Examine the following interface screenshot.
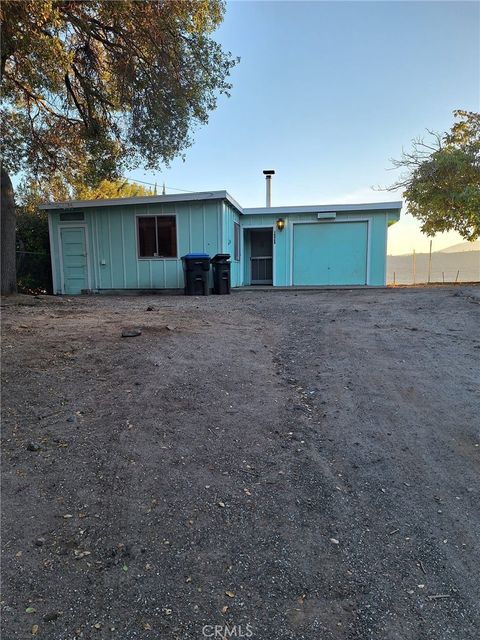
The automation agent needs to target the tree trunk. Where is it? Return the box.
[1,167,17,295]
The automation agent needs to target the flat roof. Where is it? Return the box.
[39,190,244,214]
[243,201,403,215]
[40,191,402,217]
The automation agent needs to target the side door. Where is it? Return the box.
[60,227,89,294]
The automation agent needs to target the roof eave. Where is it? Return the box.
[39,190,244,215]
[243,201,403,215]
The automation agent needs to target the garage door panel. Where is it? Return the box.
[293,222,368,285]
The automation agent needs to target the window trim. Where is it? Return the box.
[135,213,178,260]
[233,221,241,262]
[60,211,85,222]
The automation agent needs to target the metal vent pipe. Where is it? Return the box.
[263,170,275,207]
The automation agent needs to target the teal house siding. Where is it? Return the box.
[47,197,226,294]
[43,191,401,294]
[222,202,242,288]
[239,208,398,287]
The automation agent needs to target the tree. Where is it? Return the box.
[75,178,154,200]
[17,175,154,217]
[1,169,16,293]
[388,110,480,241]
[17,175,154,207]
[0,0,237,293]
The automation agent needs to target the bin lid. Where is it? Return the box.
[181,253,210,259]
[211,253,231,261]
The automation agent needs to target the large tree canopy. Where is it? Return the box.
[0,0,237,293]
[389,110,480,241]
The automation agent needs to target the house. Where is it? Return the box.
[41,181,402,294]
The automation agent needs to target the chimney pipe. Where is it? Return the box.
[263,170,275,207]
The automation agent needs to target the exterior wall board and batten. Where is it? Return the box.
[240,207,395,287]
[47,198,228,293]
[42,191,401,294]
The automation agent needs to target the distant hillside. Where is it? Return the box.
[387,250,480,284]
[438,241,480,253]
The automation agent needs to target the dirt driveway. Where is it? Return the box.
[2,287,479,640]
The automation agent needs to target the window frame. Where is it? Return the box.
[136,214,178,260]
[60,211,85,222]
[233,221,241,262]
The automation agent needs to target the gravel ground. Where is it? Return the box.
[1,286,479,640]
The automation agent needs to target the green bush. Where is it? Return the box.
[16,210,52,294]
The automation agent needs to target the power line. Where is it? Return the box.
[121,176,197,193]
[165,185,198,193]
[121,176,156,187]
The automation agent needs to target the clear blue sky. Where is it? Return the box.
[129,1,480,254]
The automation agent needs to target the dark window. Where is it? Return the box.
[138,216,156,257]
[60,211,84,221]
[156,216,177,257]
[234,222,240,261]
[138,216,177,258]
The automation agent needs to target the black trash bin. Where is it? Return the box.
[181,253,210,296]
[211,253,231,295]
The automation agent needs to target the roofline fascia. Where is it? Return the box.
[39,192,401,217]
[39,190,244,215]
[243,201,403,215]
